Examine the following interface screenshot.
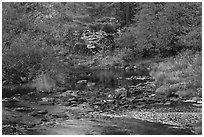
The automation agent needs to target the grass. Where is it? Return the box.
[150,50,202,99]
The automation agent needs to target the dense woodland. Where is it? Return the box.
[2,2,202,99]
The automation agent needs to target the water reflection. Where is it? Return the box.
[87,69,150,89]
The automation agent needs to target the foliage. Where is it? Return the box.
[150,50,202,99]
[2,2,202,96]
[117,2,202,58]
[2,2,72,85]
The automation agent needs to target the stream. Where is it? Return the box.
[2,68,197,135]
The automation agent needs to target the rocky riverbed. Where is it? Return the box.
[2,69,202,135]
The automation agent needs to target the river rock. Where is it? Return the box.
[30,111,38,116]
[87,82,96,87]
[114,87,127,98]
[76,80,87,85]
[68,97,78,102]
[60,90,78,97]
[41,117,49,122]
[70,104,78,107]
[15,107,35,112]
[15,107,27,112]
[26,122,36,128]
[192,103,202,107]
[78,98,87,103]
[93,101,104,106]
[164,101,171,106]
[30,110,48,116]
[37,110,48,114]
[11,97,21,102]
[125,66,131,70]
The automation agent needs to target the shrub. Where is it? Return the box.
[2,33,68,87]
[150,50,202,99]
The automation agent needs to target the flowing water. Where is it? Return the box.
[2,68,194,135]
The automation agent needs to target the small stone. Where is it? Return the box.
[68,98,78,102]
[64,102,71,106]
[76,80,87,85]
[183,99,196,103]
[114,87,127,98]
[192,104,202,107]
[87,82,96,87]
[70,104,77,107]
[197,100,202,104]
[30,111,38,116]
[164,102,171,106]
[153,102,164,106]
[26,123,36,128]
[15,107,28,112]
[41,117,48,122]
[37,110,48,115]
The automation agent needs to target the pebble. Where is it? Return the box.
[164,102,171,106]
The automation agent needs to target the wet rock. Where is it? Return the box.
[197,100,202,104]
[94,105,100,110]
[38,98,55,105]
[164,101,171,106]
[125,66,132,71]
[78,98,87,103]
[133,65,137,69]
[136,104,146,108]
[64,102,71,106]
[148,94,155,98]
[93,101,104,106]
[153,102,164,106]
[15,107,35,112]
[70,100,78,105]
[114,87,127,98]
[183,99,196,103]
[37,110,48,114]
[26,122,36,128]
[71,104,78,107]
[135,98,146,102]
[60,90,78,97]
[68,97,78,102]
[192,104,202,107]
[76,80,87,85]
[87,82,96,87]
[11,97,21,102]
[41,117,49,122]
[30,110,48,116]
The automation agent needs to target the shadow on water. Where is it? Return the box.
[2,68,150,98]
[67,68,151,90]
[100,117,193,135]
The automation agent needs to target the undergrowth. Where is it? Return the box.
[150,50,202,99]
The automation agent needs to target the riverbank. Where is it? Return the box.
[68,52,163,71]
[3,90,201,135]
[2,67,202,134]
